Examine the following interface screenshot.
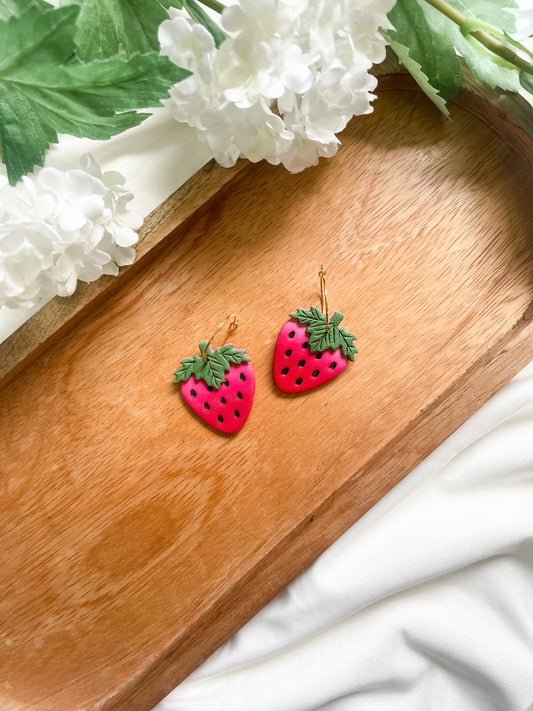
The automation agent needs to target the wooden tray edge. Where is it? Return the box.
[375,53,533,160]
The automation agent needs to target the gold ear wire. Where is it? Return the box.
[201,313,238,360]
[319,266,329,330]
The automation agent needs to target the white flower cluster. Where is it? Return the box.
[0,155,142,309]
[159,0,394,172]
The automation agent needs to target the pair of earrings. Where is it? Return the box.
[173,267,358,434]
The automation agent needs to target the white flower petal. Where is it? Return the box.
[0,156,140,308]
[58,206,86,232]
[163,0,391,173]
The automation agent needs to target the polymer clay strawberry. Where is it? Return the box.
[273,306,357,394]
[174,341,255,433]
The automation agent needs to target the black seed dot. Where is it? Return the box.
[218,415,223,423]
[329,362,337,370]
[240,373,246,382]
[312,370,319,377]
[295,378,303,385]
[302,341,309,349]
[220,397,226,405]
[281,367,289,375]
[237,391,243,400]
[298,359,305,368]
[207,386,213,392]
[288,330,295,339]
[234,409,240,418]
[190,389,197,398]
[204,402,210,410]
[315,352,323,360]
[224,379,229,387]
[285,349,292,357]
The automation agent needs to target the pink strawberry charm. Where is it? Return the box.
[174,339,255,434]
[273,305,357,394]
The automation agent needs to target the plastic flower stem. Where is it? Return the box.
[423,0,533,75]
[197,0,224,14]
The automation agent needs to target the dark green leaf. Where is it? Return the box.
[173,343,249,389]
[306,321,357,360]
[0,4,188,183]
[338,327,358,361]
[0,0,49,20]
[217,344,251,364]
[520,69,533,93]
[64,0,174,60]
[328,311,345,328]
[290,306,328,330]
[387,0,464,100]
[183,0,226,48]
[387,0,521,104]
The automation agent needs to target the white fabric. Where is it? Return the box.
[155,362,533,711]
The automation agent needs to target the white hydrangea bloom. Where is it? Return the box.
[159,0,395,172]
[0,156,142,309]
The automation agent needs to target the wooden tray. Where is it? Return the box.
[1,76,533,711]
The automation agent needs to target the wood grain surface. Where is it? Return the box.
[1,81,533,711]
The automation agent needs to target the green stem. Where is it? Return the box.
[423,0,533,75]
[197,0,224,14]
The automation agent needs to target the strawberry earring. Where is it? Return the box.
[273,267,357,393]
[174,314,255,433]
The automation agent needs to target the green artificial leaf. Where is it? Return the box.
[443,0,520,92]
[387,0,521,104]
[453,0,517,32]
[520,69,533,93]
[291,306,357,360]
[64,0,175,60]
[382,31,449,116]
[0,4,189,184]
[183,0,226,48]
[174,343,250,389]
[0,0,49,20]
[387,0,464,100]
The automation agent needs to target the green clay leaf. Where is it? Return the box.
[198,340,210,356]
[328,311,344,328]
[174,343,250,389]
[173,359,195,383]
[217,343,251,364]
[293,305,357,359]
[0,3,188,184]
[290,306,328,329]
[338,327,358,361]
[308,324,358,360]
